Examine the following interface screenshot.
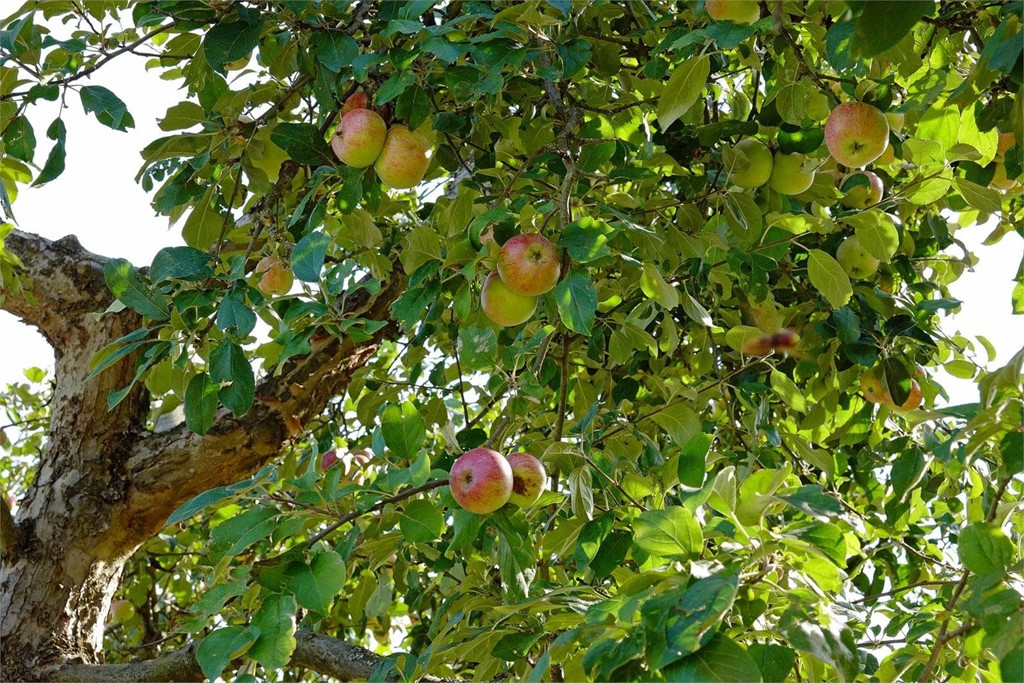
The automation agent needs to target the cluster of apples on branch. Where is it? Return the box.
[331,92,432,189]
[480,233,561,327]
[449,448,547,514]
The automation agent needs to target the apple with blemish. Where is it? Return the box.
[255,256,293,296]
[374,125,432,189]
[497,234,561,296]
[840,171,884,209]
[825,102,890,168]
[341,91,370,116]
[331,108,388,168]
[506,452,546,507]
[836,235,879,279]
[449,448,513,514]
[481,272,537,327]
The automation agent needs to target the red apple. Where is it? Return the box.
[840,171,884,209]
[320,449,339,470]
[506,452,546,508]
[255,256,293,296]
[331,109,387,168]
[496,234,561,296]
[449,447,513,514]
[825,102,890,168]
[706,0,760,24]
[481,271,537,327]
[769,329,799,351]
[741,334,774,356]
[341,91,369,116]
[374,125,432,189]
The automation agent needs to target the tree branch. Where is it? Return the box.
[1,229,113,351]
[56,630,383,682]
[0,495,19,561]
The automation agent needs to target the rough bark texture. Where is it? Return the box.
[0,228,404,681]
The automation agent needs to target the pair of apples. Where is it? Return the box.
[480,233,561,327]
[331,93,431,189]
[449,447,546,514]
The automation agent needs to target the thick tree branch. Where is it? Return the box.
[1,229,113,351]
[56,630,382,682]
[0,496,19,561]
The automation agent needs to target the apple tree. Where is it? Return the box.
[1,1,1023,681]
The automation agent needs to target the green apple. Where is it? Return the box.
[825,102,889,168]
[506,452,546,507]
[836,235,879,279]
[449,447,513,514]
[481,271,537,327]
[730,138,773,188]
[840,171,884,208]
[108,600,136,624]
[374,125,432,189]
[706,0,760,24]
[331,109,387,168]
[768,152,815,195]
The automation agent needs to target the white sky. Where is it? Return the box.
[1,53,1022,408]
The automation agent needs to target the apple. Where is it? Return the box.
[741,334,773,356]
[331,109,387,168]
[769,329,799,351]
[892,379,923,412]
[996,130,1015,159]
[768,152,816,195]
[730,138,773,188]
[860,371,922,411]
[497,234,561,296]
[481,271,537,327]
[840,171,884,209]
[825,102,890,168]
[108,599,135,623]
[341,91,369,116]
[506,452,546,507]
[449,447,513,514]
[255,256,293,296]
[875,144,897,165]
[374,125,432,189]
[836,235,879,279]
[320,449,339,470]
[706,0,760,24]
[990,162,1019,191]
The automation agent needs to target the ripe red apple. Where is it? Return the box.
[481,271,537,327]
[108,599,135,623]
[768,152,816,195]
[331,109,387,168]
[449,447,513,514]
[320,449,339,470]
[374,125,432,189]
[825,102,890,168]
[706,0,760,24]
[255,256,293,296]
[730,138,773,188]
[769,329,799,351]
[840,171,884,209]
[496,234,561,296]
[741,334,774,356]
[836,235,879,279]
[341,91,369,116]
[506,452,546,507]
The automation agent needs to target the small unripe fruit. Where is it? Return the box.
[706,0,760,24]
[769,152,816,195]
[108,600,136,624]
[836,235,879,279]
[840,171,884,209]
[730,138,773,189]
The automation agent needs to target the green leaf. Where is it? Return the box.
[770,369,807,413]
[953,178,1002,214]
[658,55,710,130]
[309,31,358,72]
[646,572,739,667]
[400,226,442,274]
[103,259,170,320]
[158,101,206,132]
[917,106,960,150]
[249,594,297,669]
[493,631,544,661]
[381,401,426,459]
[216,286,257,336]
[197,626,260,681]
[283,550,347,614]
[32,118,67,186]
[577,141,616,173]
[840,210,899,263]
[748,643,796,683]
[166,485,237,525]
[375,71,416,106]
[807,249,852,310]
[400,499,445,542]
[560,217,613,262]
[779,609,859,683]
[633,506,702,560]
[458,323,497,370]
[150,246,214,282]
[212,506,278,557]
[80,85,134,131]
[958,523,1014,575]
[662,634,763,682]
[270,123,335,167]
[210,341,254,416]
[182,189,222,251]
[3,116,35,162]
[555,271,598,334]
[641,263,680,309]
[291,230,330,282]
[679,433,711,488]
[853,0,933,58]
[203,17,262,73]
[184,372,219,435]
[396,84,431,130]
